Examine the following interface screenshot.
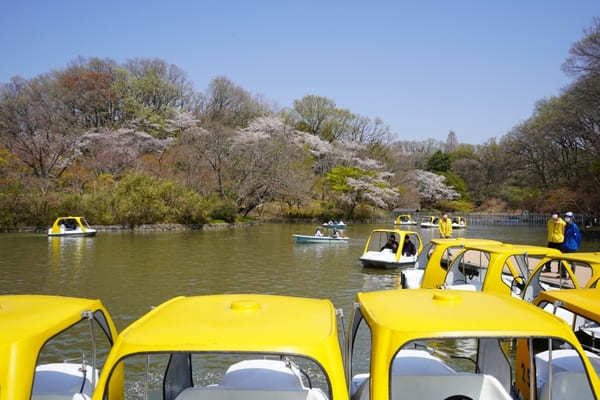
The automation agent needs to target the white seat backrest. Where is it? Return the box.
[221,360,304,390]
[539,371,594,400]
[390,374,512,400]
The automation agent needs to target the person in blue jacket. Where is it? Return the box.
[561,211,582,277]
[562,211,581,253]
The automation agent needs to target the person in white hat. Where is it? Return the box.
[562,212,581,253]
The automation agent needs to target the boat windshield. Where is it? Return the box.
[103,352,332,400]
[388,336,595,400]
[538,300,600,356]
[444,250,491,289]
[366,232,398,253]
[32,311,114,398]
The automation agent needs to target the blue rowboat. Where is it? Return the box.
[293,234,349,243]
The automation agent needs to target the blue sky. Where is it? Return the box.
[0,1,598,144]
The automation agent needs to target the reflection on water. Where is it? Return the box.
[1,222,599,394]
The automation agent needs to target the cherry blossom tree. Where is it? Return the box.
[77,128,173,176]
[406,169,460,206]
[327,166,400,216]
[0,75,81,183]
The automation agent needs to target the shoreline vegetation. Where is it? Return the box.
[5,216,600,236]
[1,220,265,234]
[1,19,599,229]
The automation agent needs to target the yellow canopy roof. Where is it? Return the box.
[0,295,116,400]
[535,288,600,323]
[429,238,501,246]
[95,294,347,399]
[550,252,600,264]
[463,243,562,256]
[368,228,418,235]
[357,289,573,338]
[117,294,337,351]
[0,295,102,344]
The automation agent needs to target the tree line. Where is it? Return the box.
[0,17,599,228]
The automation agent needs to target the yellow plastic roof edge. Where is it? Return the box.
[369,228,418,234]
[460,243,562,254]
[535,289,600,322]
[544,252,600,263]
[118,295,184,340]
[356,289,575,337]
[429,238,501,244]
[116,294,339,352]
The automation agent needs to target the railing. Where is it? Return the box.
[411,213,588,226]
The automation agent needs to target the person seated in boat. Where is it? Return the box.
[315,227,323,237]
[332,229,340,238]
[401,235,416,256]
[380,234,398,253]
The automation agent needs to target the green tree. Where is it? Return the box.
[292,95,337,138]
[426,150,451,172]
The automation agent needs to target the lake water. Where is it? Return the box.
[1,222,599,395]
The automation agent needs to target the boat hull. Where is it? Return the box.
[293,234,348,243]
[48,230,97,237]
[359,259,415,269]
[420,223,439,228]
[359,251,417,269]
[394,222,417,226]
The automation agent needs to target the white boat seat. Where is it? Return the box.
[32,363,95,400]
[391,374,512,400]
[391,349,456,375]
[353,374,512,400]
[174,387,326,400]
[538,371,594,400]
[221,360,304,390]
[351,350,456,399]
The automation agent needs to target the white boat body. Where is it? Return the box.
[359,249,417,269]
[47,226,97,237]
[452,222,467,229]
[173,359,328,400]
[420,222,439,228]
[293,234,349,243]
[32,363,97,400]
[352,349,512,400]
[394,221,417,225]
